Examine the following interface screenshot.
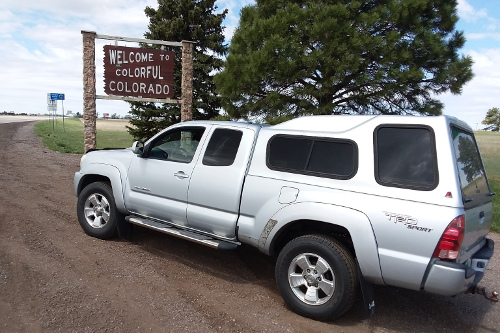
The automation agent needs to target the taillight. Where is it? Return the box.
[432,215,465,260]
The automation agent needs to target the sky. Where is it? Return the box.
[0,0,498,129]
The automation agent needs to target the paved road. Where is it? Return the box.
[0,115,48,123]
[0,120,498,332]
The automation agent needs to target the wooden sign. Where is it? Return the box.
[103,45,174,99]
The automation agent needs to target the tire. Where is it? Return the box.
[77,182,122,239]
[275,235,358,320]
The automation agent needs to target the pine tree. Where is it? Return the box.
[127,0,227,140]
[215,0,473,123]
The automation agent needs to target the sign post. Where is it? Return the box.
[181,41,194,122]
[47,94,57,131]
[82,31,97,152]
[48,93,66,132]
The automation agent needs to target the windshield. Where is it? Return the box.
[451,127,490,200]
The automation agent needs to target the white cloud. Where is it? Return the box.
[440,48,500,129]
[486,21,498,31]
[442,1,500,128]
[0,0,254,117]
[4,0,492,124]
[0,10,19,38]
[0,0,161,116]
[457,0,488,22]
[217,0,254,42]
[466,32,500,40]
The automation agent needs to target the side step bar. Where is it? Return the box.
[126,216,239,250]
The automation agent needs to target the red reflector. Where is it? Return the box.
[432,215,465,260]
[445,192,453,198]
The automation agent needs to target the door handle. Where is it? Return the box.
[174,171,189,179]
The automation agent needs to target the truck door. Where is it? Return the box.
[187,126,256,238]
[124,126,206,226]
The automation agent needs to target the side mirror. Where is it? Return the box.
[132,141,144,155]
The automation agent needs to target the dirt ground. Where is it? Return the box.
[1,121,499,333]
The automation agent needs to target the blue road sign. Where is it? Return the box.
[50,93,65,100]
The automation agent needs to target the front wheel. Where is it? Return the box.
[275,235,358,320]
[77,182,121,239]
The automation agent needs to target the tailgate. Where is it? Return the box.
[451,127,494,260]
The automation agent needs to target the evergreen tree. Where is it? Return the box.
[127,0,228,140]
[215,0,473,123]
[481,107,500,131]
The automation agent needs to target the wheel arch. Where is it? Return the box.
[269,220,354,258]
[264,202,384,285]
[77,174,111,194]
[76,164,126,212]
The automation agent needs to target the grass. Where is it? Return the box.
[475,131,500,232]
[34,118,134,154]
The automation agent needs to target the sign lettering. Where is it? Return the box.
[50,93,65,100]
[103,45,174,99]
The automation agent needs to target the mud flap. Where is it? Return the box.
[118,216,134,240]
[356,259,375,317]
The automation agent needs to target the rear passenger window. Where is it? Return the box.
[267,135,357,179]
[375,126,438,190]
[268,136,312,170]
[202,129,243,166]
[308,141,355,176]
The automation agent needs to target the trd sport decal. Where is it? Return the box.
[383,211,433,233]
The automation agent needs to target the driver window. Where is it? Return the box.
[149,127,205,163]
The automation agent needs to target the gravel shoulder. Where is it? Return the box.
[0,121,498,332]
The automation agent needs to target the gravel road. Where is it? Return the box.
[0,121,499,332]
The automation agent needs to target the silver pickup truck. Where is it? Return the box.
[74,115,496,320]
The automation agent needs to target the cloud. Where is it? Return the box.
[0,0,254,116]
[457,0,488,22]
[0,0,160,115]
[0,10,19,38]
[440,48,500,128]
[457,0,499,38]
[217,0,255,42]
[466,32,500,41]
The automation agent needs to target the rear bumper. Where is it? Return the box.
[423,238,494,296]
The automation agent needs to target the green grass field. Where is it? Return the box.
[34,118,134,154]
[475,131,500,232]
[34,119,500,232]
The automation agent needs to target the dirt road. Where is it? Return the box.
[0,121,499,332]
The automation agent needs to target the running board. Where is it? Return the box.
[126,216,239,250]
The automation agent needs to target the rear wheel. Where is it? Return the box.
[77,182,121,239]
[275,234,357,320]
